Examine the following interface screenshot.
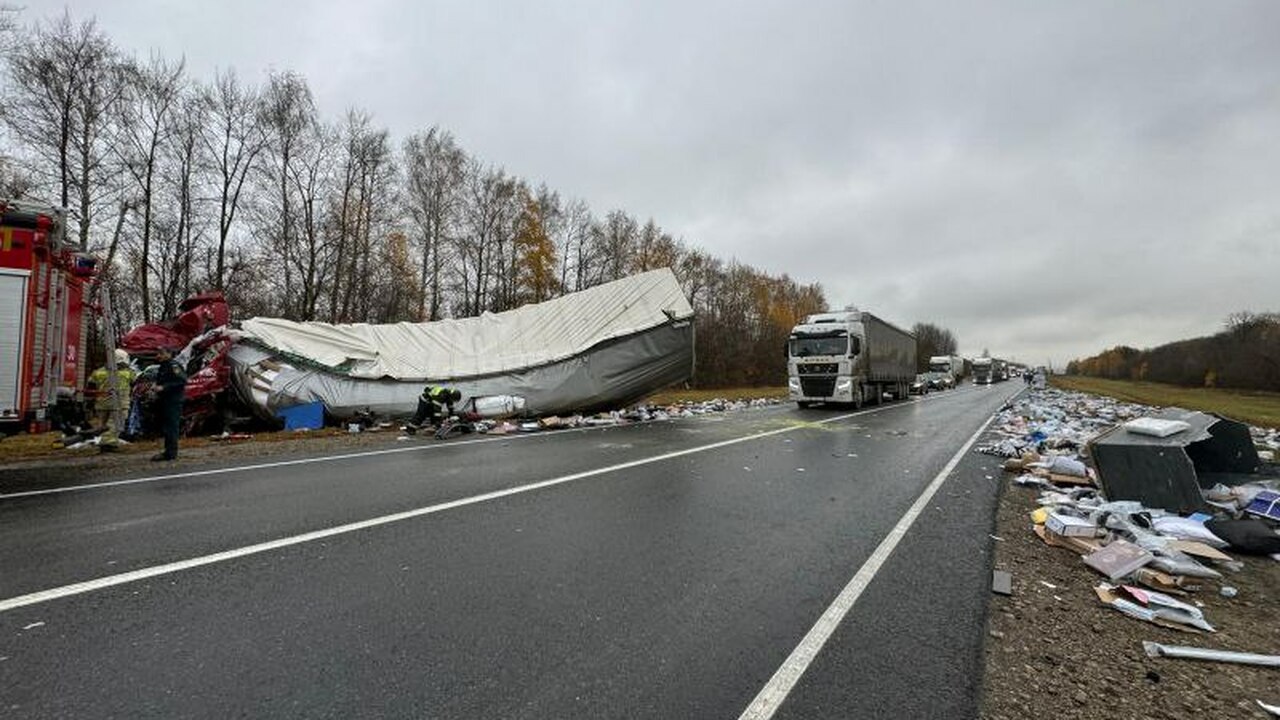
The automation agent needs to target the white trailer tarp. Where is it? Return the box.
[231,269,695,419]
[240,268,693,380]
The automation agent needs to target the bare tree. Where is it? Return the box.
[153,91,204,316]
[289,120,336,321]
[558,198,595,292]
[114,52,185,321]
[912,322,959,370]
[198,69,265,290]
[328,110,395,322]
[456,161,516,316]
[257,71,315,315]
[1,12,120,246]
[403,126,466,320]
[595,209,638,283]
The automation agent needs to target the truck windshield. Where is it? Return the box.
[789,335,848,357]
[928,362,949,373]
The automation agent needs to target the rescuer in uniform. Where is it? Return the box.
[151,347,187,461]
[87,349,137,439]
[406,385,462,433]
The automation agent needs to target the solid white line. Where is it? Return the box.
[1,404,903,613]
[736,403,1005,720]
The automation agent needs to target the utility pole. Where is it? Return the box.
[99,284,125,441]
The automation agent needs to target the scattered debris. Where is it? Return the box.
[1090,408,1262,514]
[986,385,1279,718]
[1082,540,1153,581]
[210,431,252,442]
[992,570,1012,595]
[1142,641,1280,667]
[990,387,1279,668]
[1094,585,1212,633]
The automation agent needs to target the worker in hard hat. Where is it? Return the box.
[406,385,462,433]
[87,349,137,443]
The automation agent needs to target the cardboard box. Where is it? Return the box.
[1168,540,1234,562]
[1046,513,1096,538]
[1083,539,1153,581]
[1034,525,1104,554]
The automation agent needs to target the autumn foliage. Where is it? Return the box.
[1067,312,1280,392]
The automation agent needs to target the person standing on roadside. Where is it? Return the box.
[151,347,187,461]
[87,348,137,439]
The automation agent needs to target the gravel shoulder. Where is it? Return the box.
[981,475,1280,719]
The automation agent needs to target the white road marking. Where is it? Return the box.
[1,404,904,614]
[737,407,1003,720]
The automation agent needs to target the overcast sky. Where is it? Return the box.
[23,1,1280,367]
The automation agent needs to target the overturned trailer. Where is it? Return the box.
[229,268,695,422]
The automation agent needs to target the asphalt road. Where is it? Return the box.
[0,382,1023,719]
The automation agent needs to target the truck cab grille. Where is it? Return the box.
[800,377,836,397]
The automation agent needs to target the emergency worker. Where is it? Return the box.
[407,385,462,431]
[87,348,137,430]
[151,347,187,461]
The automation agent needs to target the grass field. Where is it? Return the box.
[1050,376,1280,429]
[643,386,788,405]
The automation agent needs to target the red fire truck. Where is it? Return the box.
[0,200,96,436]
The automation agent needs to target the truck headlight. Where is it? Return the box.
[789,377,800,390]
[836,378,852,391]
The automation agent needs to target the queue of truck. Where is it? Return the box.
[786,309,1014,408]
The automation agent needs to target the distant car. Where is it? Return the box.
[926,372,953,390]
[910,374,931,395]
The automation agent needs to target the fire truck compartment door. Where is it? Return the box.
[0,270,29,416]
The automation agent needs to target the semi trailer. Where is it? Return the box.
[787,309,916,408]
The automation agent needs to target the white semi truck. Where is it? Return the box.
[787,309,916,408]
[972,357,1008,384]
[972,357,994,384]
[927,354,965,386]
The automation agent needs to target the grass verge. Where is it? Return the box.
[0,427,351,464]
[1050,376,1280,428]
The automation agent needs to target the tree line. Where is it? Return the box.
[1066,311,1280,392]
[0,10,830,388]
[912,322,958,373]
